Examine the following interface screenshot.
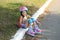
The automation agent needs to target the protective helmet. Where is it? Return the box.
[19,6,28,12]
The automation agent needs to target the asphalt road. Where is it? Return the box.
[40,12,60,40]
[39,0,60,40]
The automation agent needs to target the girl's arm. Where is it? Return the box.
[27,15,31,19]
[19,16,23,25]
[18,16,23,28]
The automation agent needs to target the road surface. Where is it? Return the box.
[40,0,60,40]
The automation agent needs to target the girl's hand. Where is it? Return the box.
[27,15,31,19]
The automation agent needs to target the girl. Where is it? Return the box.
[18,6,42,37]
[18,6,30,28]
[18,6,35,36]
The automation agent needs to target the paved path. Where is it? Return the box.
[47,0,60,13]
[40,0,60,40]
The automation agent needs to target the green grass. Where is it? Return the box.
[0,0,46,40]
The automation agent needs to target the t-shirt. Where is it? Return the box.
[18,15,30,28]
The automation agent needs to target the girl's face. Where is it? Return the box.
[22,11,27,17]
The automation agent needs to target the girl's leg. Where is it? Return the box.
[25,19,35,36]
[26,26,35,36]
[26,23,35,36]
[33,22,42,34]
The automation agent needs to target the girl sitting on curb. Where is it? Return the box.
[18,6,42,37]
